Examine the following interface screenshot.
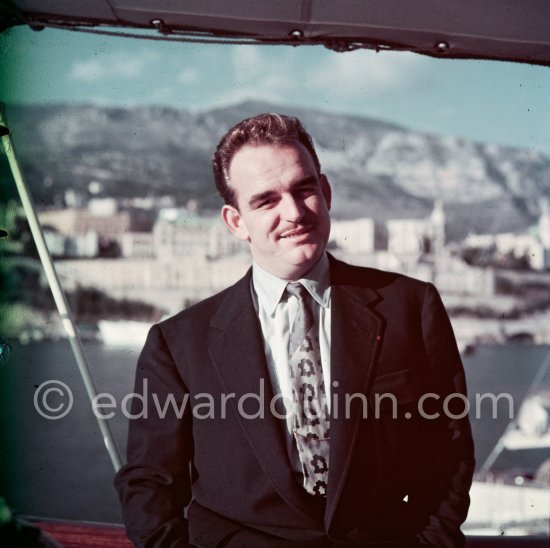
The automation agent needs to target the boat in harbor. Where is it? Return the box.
[97,320,151,347]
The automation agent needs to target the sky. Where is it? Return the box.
[0,25,549,155]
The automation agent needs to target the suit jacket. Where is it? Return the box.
[115,256,475,548]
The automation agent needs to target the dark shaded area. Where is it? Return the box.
[68,287,156,322]
[1,0,549,65]
[0,340,132,523]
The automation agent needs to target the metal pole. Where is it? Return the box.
[0,112,123,472]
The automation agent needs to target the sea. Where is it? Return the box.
[0,340,549,524]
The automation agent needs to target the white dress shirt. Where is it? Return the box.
[251,254,332,472]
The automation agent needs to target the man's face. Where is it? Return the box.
[222,142,332,280]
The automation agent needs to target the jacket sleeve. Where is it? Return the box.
[415,283,476,548]
[114,324,194,547]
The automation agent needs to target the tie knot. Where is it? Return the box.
[286,282,308,301]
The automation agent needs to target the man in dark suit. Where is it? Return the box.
[115,114,475,547]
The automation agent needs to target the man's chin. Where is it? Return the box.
[284,246,324,274]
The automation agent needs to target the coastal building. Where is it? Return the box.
[208,223,244,258]
[153,208,242,259]
[43,227,98,258]
[434,254,495,296]
[387,218,429,262]
[539,198,550,249]
[386,201,446,262]
[465,231,549,271]
[334,247,494,296]
[430,199,446,256]
[38,200,156,242]
[329,218,375,253]
[66,231,99,258]
[39,206,131,240]
[463,199,550,271]
[54,253,251,310]
[537,199,550,269]
[118,232,155,259]
[43,228,66,257]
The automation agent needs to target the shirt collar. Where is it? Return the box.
[252,253,331,315]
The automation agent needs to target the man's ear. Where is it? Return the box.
[221,204,250,241]
[320,174,332,210]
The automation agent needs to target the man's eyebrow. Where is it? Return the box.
[247,175,319,208]
[292,175,318,188]
[248,190,276,208]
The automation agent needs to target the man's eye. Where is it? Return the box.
[257,199,275,209]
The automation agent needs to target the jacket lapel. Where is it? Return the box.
[208,260,386,528]
[208,269,322,526]
[325,257,384,528]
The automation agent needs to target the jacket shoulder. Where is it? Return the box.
[157,268,252,337]
[330,256,431,294]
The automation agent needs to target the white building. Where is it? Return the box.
[88,198,118,217]
[330,218,375,253]
[466,230,549,271]
[463,199,550,271]
[208,223,244,258]
[386,201,447,262]
[387,218,429,261]
[43,228,66,257]
[430,199,446,255]
[118,232,155,259]
[67,231,99,258]
[38,207,131,239]
[55,254,251,310]
[538,198,550,248]
[434,255,495,296]
[153,208,242,259]
[43,228,98,258]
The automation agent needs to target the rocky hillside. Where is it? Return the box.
[3,100,549,240]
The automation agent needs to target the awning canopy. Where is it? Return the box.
[1,0,549,66]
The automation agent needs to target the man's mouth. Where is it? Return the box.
[279,226,311,239]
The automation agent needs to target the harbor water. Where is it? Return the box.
[0,339,548,524]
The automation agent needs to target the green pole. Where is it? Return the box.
[0,111,123,472]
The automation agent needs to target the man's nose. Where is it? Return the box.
[280,195,304,221]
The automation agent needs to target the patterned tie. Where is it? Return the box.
[286,282,330,497]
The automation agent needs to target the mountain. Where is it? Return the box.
[3,101,549,240]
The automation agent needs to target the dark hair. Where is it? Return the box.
[212,113,321,208]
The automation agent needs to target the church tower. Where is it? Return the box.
[430,199,446,255]
[539,198,550,249]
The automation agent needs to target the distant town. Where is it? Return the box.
[2,188,550,350]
